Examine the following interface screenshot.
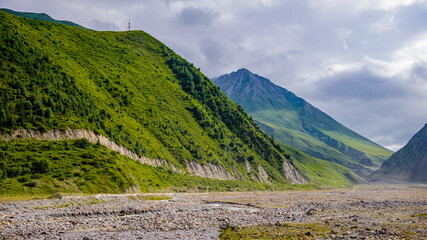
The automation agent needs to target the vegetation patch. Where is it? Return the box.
[138,195,172,201]
[220,223,331,240]
[0,139,317,196]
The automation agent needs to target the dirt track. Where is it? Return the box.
[1,183,426,239]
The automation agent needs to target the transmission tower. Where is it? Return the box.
[128,19,131,31]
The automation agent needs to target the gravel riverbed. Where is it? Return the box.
[1,183,426,239]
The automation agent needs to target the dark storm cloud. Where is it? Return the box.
[312,70,411,100]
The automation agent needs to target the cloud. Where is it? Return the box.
[313,71,410,100]
[1,0,427,150]
[310,0,427,14]
[176,7,218,26]
[90,19,120,31]
[369,14,396,33]
[301,56,427,150]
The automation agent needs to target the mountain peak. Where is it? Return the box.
[236,68,250,73]
[214,69,393,177]
[212,69,299,111]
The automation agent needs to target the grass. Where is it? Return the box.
[0,195,49,203]
[138,195,172,201]
[284,146,362,187]
[220,223,332,240]
[0,139,318,196]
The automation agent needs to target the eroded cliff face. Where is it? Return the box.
[186,160,236,180]
[283,160,307,184]
[257,165,270,183]
[1,128,306,183]
[1,128,182,172]
[0,128,240,180]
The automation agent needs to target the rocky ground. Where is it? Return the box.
[0,183,426,239]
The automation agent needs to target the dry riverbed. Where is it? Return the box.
[0,183,426,239]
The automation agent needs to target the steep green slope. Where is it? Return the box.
[0,10,306,194]
[371,124,427,183]
[256,121,363,186]
[284,145,364,187]
[0,8,87,29]
[213,69,393,177]
[0,138,308,195]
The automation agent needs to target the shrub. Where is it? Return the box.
[33,159,51,174]
[18,176,30,183]
[38,124,48,133]
[0,160,6,179]
[7,167,21,177]
[24,181,37,187]
[74,138,91,149]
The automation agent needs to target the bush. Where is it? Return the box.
[33,159,51,174]
[38,124,48,133]
[18,176,30,183]
[74,138,91,149]
[0,160,6,179]
[7,167,21,178]
[24,181,37,187]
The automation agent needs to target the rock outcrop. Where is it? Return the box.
[257,165,270,183]
[283,160,306,184]
[186,161,236,180]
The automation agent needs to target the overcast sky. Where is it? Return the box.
[2,0,427,151]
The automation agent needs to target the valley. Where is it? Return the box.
[1,183,426,239]
[0,5,426,240]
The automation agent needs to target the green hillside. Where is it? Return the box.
[0,8,87,29]
[370,124,427,183]
[213,69,393,177]
[1,138,309,195]
[255,121,363,186]
[0,10,311,195]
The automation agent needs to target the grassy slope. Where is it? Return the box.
[256,121,361,186]
[283,146,363,187]
[0,11,310,193]
[249,98,392,168]
[0,139,315,195]
[0,8,87,29]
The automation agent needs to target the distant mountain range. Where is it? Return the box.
[371,124,427,183]
[213,69,393,177]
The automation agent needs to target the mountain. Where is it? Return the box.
[0,8,87,29]
[370,124,427,183]
[212,69,393,177]
[0,11,312,195]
